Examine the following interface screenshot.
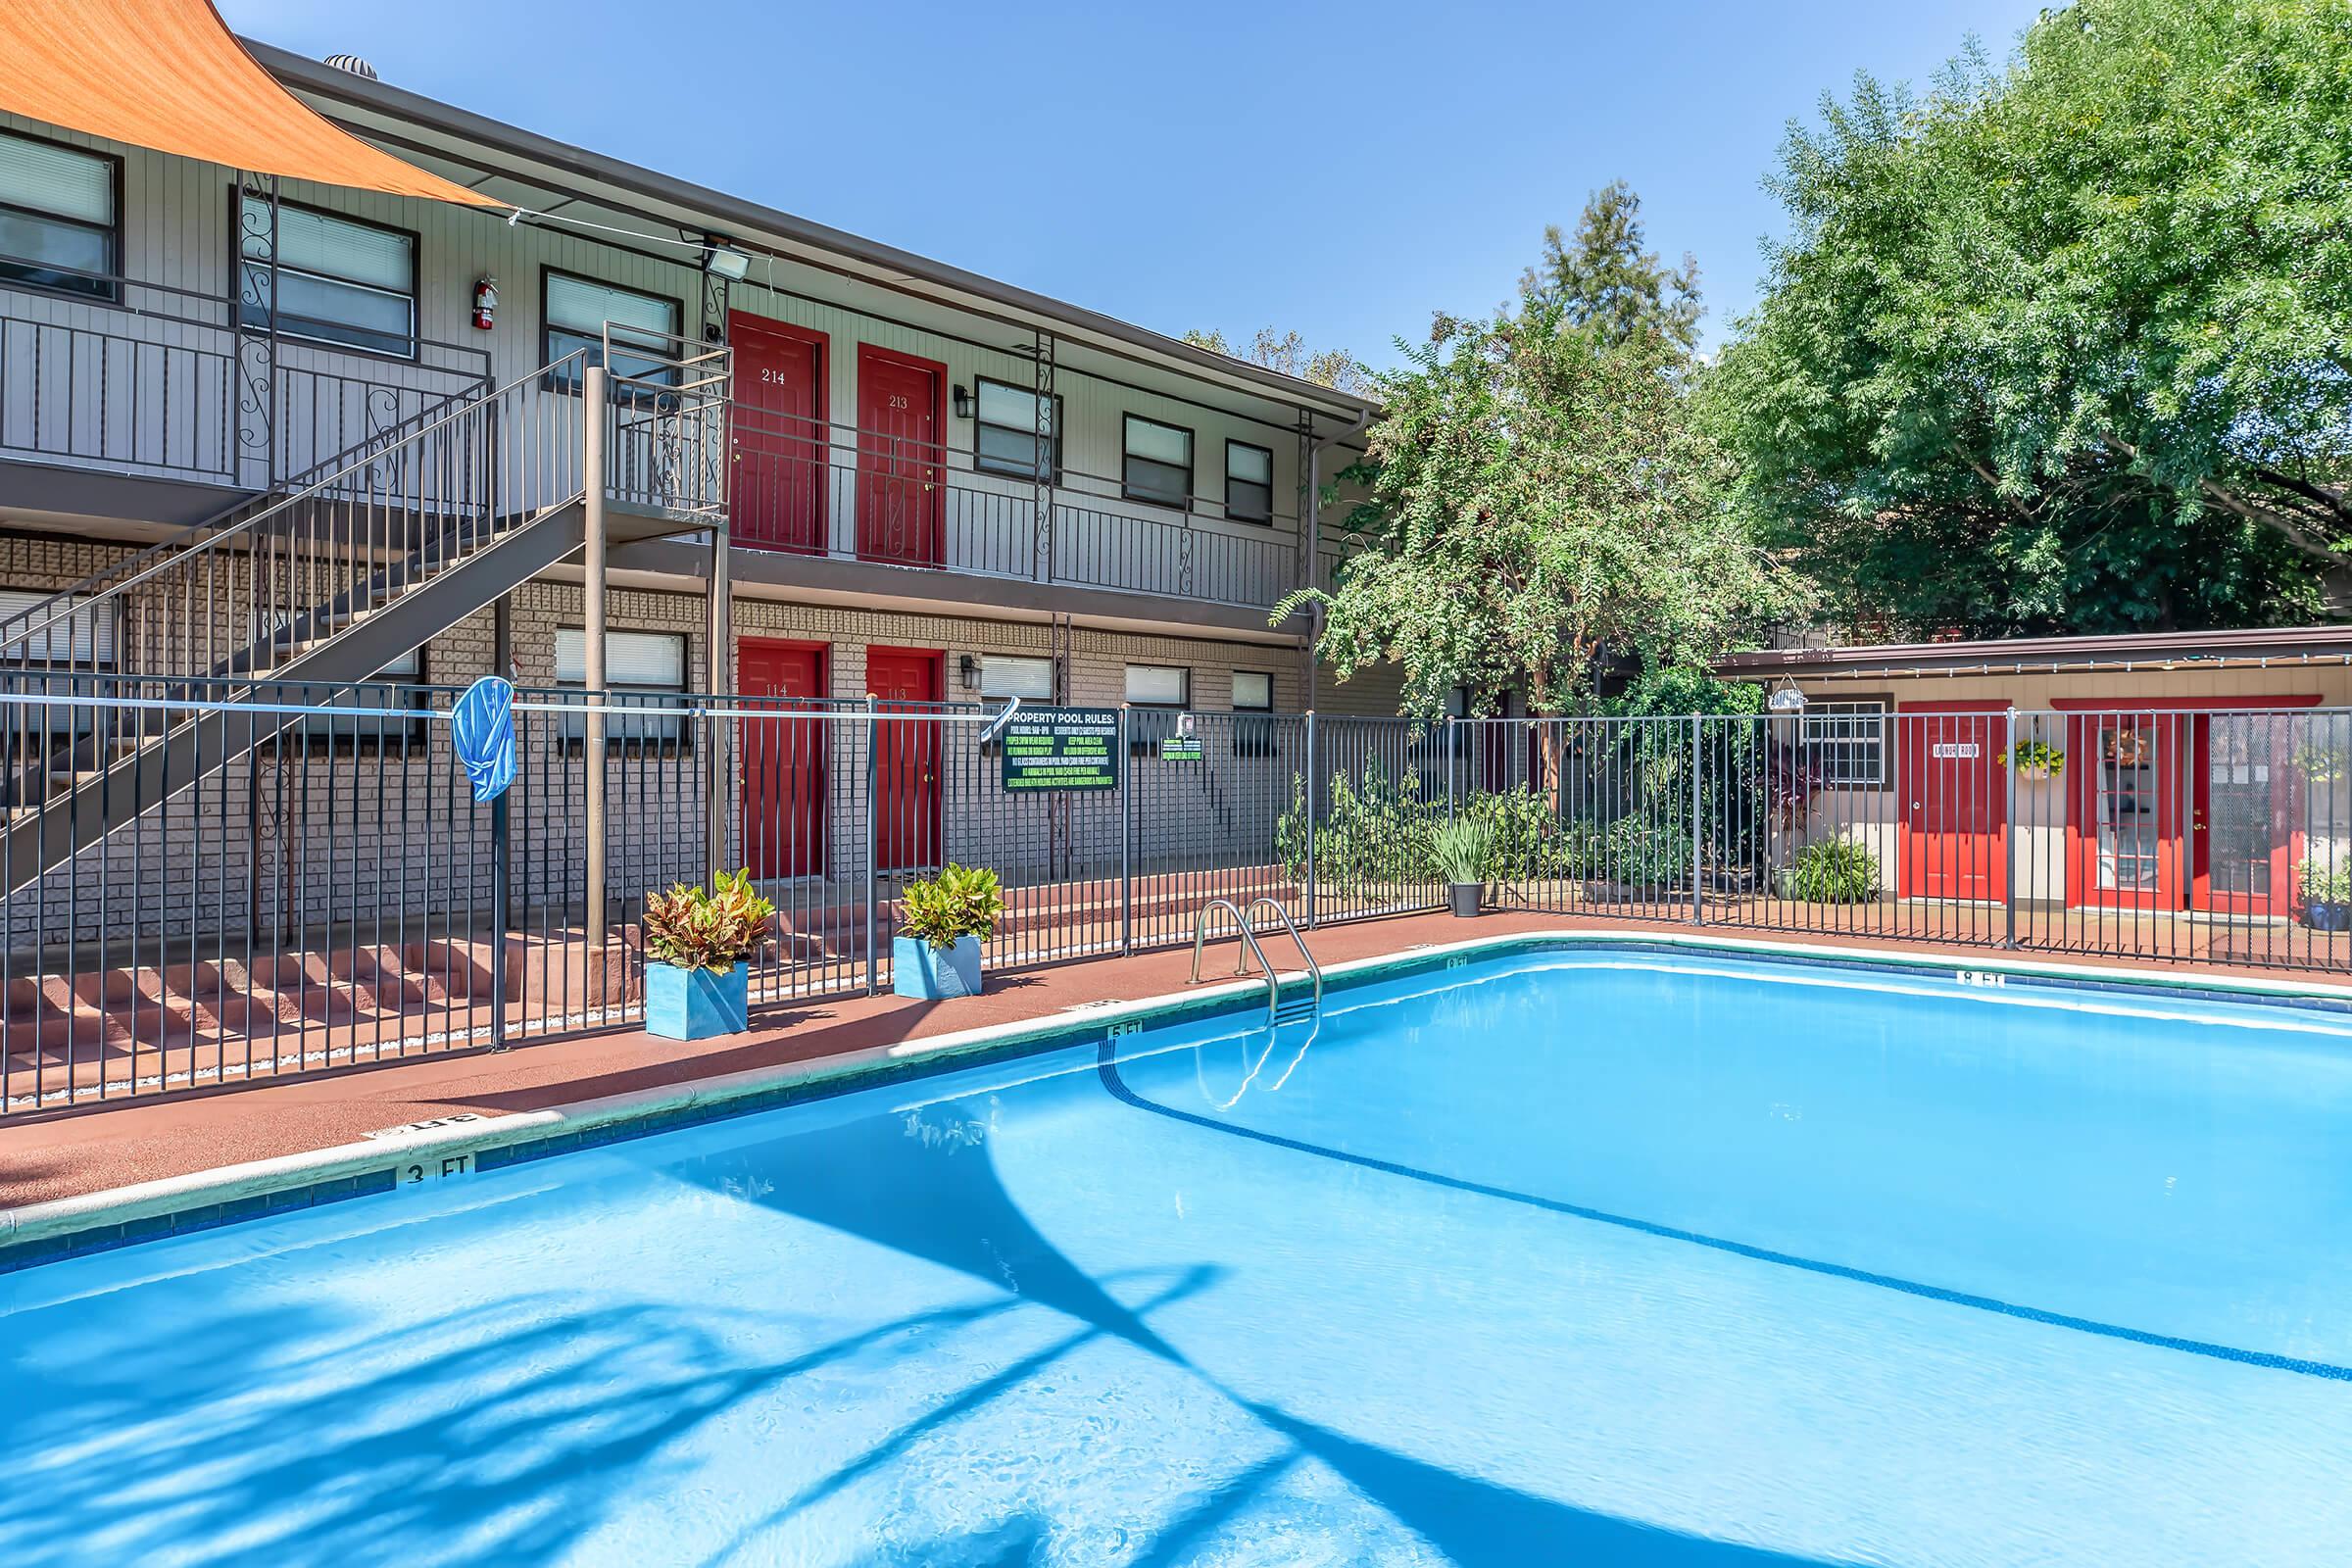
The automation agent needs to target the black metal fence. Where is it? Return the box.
[5,682,2349,1112]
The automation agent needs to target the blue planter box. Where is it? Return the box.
[2307,902,2352,933]
[893,934,982,1000]
[645,959,750,1039]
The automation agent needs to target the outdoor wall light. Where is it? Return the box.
[952,384,974,420]
[958,653,981,692]
[702,241,751,281]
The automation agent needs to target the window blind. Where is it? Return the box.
[0,132,112,224]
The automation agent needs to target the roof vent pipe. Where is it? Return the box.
[323,53,379,80]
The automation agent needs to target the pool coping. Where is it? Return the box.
[8,928,2352,1273]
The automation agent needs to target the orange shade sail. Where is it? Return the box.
[0,0,503,208]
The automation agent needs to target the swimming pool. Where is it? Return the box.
[6,944,2352,1565]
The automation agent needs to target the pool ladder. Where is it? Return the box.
[1190,898,1322,1028]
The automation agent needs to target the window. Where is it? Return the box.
[543,270,684,390]
[1801,699,1886,787]
[239,197,416,357]
[1122,416,1194,508]
[0,133,116,298]
[0,588,114,666]
[1125,663,1189,753]
[1232,669,1276,756]
[1226,441,1274,524]
[972,377,1062,481]
[981,655,1055,701]
[556,627,690,746]
[1125,664,1189,707]
[0,130,118,300]
[292,645,430,752]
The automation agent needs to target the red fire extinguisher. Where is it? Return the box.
[471,277,496,331]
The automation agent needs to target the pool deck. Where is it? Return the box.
[8,909,2352,1213]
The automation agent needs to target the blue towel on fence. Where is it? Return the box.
[452,676,516,804]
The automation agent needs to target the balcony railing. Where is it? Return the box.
[0,263,492,495]
[726,406,1301,612]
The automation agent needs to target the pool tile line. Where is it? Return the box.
[9,928,2352,1276]
[1092,1042,2352,1386]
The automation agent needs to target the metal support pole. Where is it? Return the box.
[489,790,510,1048]
[492,593,514,678]
[1302,710,1318,929]
[1119,705,1133,956]
[581,365,609,958]
[1690,713,1703,925]
[1446,715,1458,819]
[863,693,880,995]
[2004,707,2020,948]
[705,509,732,883]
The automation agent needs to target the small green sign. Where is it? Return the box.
[1000,707,1120,791]
[1158,735,1204,761]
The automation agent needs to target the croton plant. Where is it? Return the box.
[642,868,778,971]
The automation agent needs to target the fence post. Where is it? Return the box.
[1446,715,1458,819]
[1690,713,1703,925]
[581,364,609,962]
[1302,710,1318,929]
[1119,704,1134,956]
[2004,707,2019,949]
[489,788,510,1048]
[864,693,880,996]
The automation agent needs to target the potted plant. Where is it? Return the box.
[1999,738,2066,781]
[894,862,1005,1000]
[2298,858,2352,931]
[640,868,777,1039]
[1434,817,1493,917]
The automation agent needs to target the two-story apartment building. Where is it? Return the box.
[0,29,1383,941]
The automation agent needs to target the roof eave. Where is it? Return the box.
[246,41,1381,424]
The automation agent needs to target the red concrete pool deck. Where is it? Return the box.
[8,910,2351,1211]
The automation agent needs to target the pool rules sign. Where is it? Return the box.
[1000,707,1120,791]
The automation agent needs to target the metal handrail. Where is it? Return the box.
[1244,897,1322,1015]
[0,350,595,681]
[1190,896,1321,1026]
[0,365,509,662]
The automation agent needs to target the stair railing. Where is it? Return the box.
[0,350,595,690]
[0,369,497,672]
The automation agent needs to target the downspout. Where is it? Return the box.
[1299,404,1372,710]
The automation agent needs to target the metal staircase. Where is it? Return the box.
[1190,896,1322,1027]
[0,340,729,897]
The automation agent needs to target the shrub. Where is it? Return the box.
[1276,761,1443,892]
[1461,786,1580,879]
[2297,857,2350,906]
[1585,814,1691,887]
[642,868,777,971]
[1781,838,1881,904]
[1434,817,1494,884]
[900,862,1005,950]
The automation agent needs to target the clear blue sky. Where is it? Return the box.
[221,0,2048,367]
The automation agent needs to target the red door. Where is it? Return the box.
[855,345,945,567]
[2065,712,2183,909]
[1898,707,2006,901]
[2192,711,2300,917]
[868,647,943,870]
[730,314,827,554]
[739,640,828,878]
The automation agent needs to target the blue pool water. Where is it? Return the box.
[7,949,2352,1566]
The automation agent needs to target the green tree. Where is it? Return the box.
[1280,298,1801,722]
[1181,325,1373,397]
[1711,0,2352,637]
[1519,178,1704,359]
